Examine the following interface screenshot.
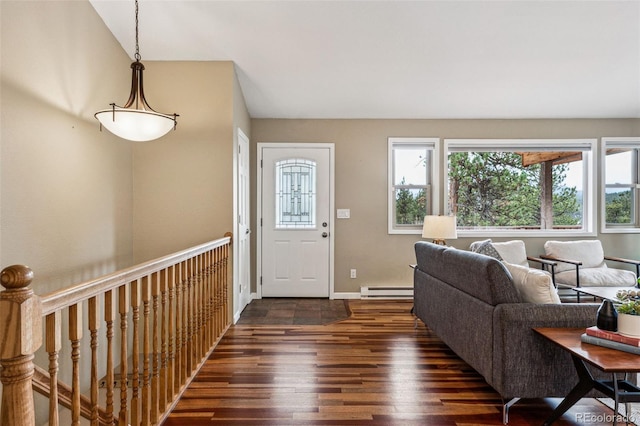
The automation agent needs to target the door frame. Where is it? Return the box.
[256,142,336,299]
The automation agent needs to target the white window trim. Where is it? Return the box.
[388,137,440,234]
[444,138,597,238]
[600,137,640,234]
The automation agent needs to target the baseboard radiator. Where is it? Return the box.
[360,286,413,299]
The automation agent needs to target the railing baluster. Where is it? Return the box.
[212,248,219,339]
[181,260,189,380]
[118,284,129,426]
[159,268,168,412]
[175,262,184,390]
[197,255,203,358]
[88,297,100,426]
[46,311,61,426]
[151,271,161,423]
[216,246,223,338]
[223,242,230,329]
[168,264,177,398]
[185,258,193,375]
[104,289,115,425]
[141,275,151,426]
[131,279,140,426]
[194,256,201,363]
[204,251,212,351]
[69,303,82,426]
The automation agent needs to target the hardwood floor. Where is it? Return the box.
[164,300,622,425]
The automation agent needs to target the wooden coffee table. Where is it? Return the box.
[534,327,640,425]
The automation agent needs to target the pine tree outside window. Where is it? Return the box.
[445,139,596,237]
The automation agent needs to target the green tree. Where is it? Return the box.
[395,178,426,225]
[605,190,632,224]
[449,152,580,228]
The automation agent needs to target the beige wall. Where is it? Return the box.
[1,1,136,421]
[132,61,241,262]
[1,1,249,420]
[251,118,640,295]
[1,0,134,291]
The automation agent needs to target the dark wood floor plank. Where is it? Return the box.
[163,299,624,425]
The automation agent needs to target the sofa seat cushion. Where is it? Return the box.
[503,262,560,304]
[555,266,637,287]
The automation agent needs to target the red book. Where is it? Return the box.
[586,326,640,347]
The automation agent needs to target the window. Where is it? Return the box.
[602,137,640,233]
[445,139,596,236]
[388,138,439,234]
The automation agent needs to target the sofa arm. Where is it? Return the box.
[491,303,600,400]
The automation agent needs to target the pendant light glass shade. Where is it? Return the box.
[95,107,177,142]
[95,0,178,142]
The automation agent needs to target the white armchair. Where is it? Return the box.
[541,240,640,298]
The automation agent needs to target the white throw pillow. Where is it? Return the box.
[504,262,561,304]
[492,240,528,267]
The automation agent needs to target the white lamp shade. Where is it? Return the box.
[422,215,458,239]
[95,107,176,142]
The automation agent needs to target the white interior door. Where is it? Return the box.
[260,145,333,297]
[237,130,251,311]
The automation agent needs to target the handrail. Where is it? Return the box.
[0,233,233,426]
[40,236,231,316]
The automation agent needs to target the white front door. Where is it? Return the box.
[259,144,333,298]
[237,130,251,312]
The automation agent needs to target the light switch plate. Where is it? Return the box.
[337,209,350,219]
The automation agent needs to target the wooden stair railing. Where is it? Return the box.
[0,233,232,426]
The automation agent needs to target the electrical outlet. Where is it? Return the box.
[350,269,357,279]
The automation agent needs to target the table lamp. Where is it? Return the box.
[422,215,457,245]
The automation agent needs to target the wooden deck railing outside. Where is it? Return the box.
[0,233,232,426]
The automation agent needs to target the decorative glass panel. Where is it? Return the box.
[275,158,316,229]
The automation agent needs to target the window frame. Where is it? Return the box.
[444,138,597,238]
[387,137,439,234]
[601,137,640,234]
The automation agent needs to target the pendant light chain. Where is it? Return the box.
[134,0,141,61]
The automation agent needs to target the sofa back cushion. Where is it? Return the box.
[543,240,605,273]
[415,241,520,306]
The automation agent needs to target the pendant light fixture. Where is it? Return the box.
[95,0,178,142]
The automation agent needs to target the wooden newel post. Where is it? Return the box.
[0,265,43,426]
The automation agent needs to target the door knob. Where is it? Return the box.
[322,232,328,238]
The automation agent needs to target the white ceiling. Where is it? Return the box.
[90,0,640,120]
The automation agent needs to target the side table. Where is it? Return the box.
[534,327,640,425]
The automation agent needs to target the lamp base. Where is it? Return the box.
[432,239,447,245]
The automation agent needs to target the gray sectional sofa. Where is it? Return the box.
[413,241,603,423]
